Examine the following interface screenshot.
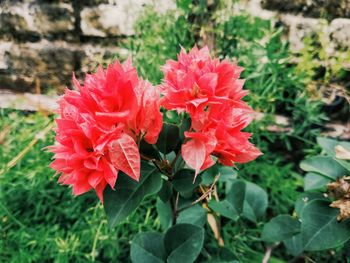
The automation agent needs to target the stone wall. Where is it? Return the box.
[244,0,350,52]
[0,0,175,92]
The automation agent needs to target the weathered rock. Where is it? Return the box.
[330,18,350,49]
[80,0,175,36]
[280,15,325,52]
[0,40,125,92]
[32,3,75,35]
[261,0,350,20]
[0,2,74,40]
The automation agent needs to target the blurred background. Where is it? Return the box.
[0,0,349,262]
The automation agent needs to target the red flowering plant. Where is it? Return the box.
[49,47,264,262]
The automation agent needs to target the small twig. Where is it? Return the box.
[170,192,180,225]
[177,173,221,213]
[262,243,279,263]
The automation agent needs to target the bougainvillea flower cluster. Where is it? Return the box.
[50,46,261,201]
[49,60,162,201]
[160,46,262,176]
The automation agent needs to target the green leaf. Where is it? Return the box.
[209,200,239,221]
[335,158,350,173]
[156,123,180,154]
[173,169,201,196]
[164,224,204,263]
[242,182,268,223]
[201,165,219,185]
[283,234,303,256]
[262,215,300,243]
[304,172,331,191]
[156,198,172,230]
[301,199,350,251]
[300,156,347,180]
[294,192,327,218]
[158,180,173,203]
[208,180,245,221]
[201,164,237,186]
[130,232,166,263]
[218,165,238,183]
[317,137,350,156]
[140,139,161,160]
[104,162,162,227]
[177,204,206,226]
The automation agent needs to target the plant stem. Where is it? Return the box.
[177,173,221,213]
[171,191,180,225]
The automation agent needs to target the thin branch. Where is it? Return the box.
[262,243,279,263]
[177,173,221,213]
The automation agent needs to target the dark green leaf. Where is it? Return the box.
[283,234,303,256]
[300,156,346,180]
[173,169,201,196]
[140,139,161,160]
[164,224,204,263]
[156,198,172,230]
[294,192,327,218]
[177,204,206,226]
[304,172,331,191]
[156,123,180,154]
[218,165,238,183]
[158,180,173,203]
[209,180,246,221]
[104,162,162,227]
[262,215,300,243]
[301,199,350,251]
[335,158,350,173]
[242,182,268,223]
[201,165,219,185]
[130,232,166,263]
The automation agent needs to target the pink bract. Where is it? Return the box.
[161,46,262,176]
[49,60,162,201]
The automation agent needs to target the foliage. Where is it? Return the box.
[261,137,350,257]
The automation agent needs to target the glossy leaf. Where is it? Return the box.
[209,180,246,221]
[156,198,172,230]
[283,234,303,256]
[156,123,180,154]
[300,156,346,180]
[173,169,201,196]
[164,224,204,263]
[104,162,162,227]
[242,182,268,223]
[177,204,206,226]
[304,172,331,191]
[130,232,166,263]
[335,158,350,173]
[301,199,350,251]
[158,180,173,203]
[262,215,300,243]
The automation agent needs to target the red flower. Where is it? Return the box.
[49,60,162,201]
[161,46,261,176]
[160,46,247,116]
